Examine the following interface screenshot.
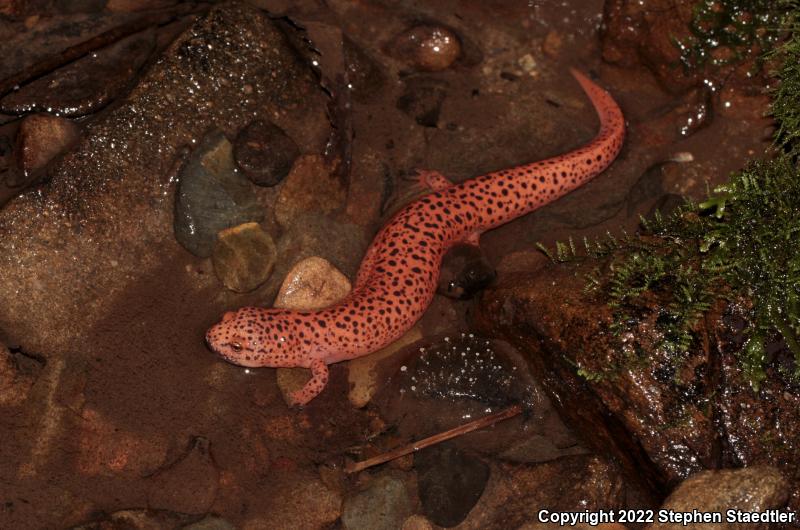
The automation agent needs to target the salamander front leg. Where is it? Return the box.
[287,358,329,406]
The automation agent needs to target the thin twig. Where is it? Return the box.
[345,403,523,474]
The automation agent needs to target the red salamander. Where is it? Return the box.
[206,69,625,405]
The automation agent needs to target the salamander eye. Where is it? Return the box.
[231,342,243,352]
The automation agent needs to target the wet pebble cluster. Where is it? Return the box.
[173,129,263,258]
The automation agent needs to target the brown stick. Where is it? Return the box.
[345,403,523,474]
[0,4,206,99]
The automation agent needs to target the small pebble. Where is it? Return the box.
[211,222,277,293]
[342,475,412,530]
[391,24,461,72]
[233,119,299,187]
[273,256,351,311]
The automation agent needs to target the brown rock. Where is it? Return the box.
[402,515,434,530]
[600,0,771,93]
[276,366,313,406]
[473,264,705,496]
[234,119,299,187]
[15,113,80,178]
[147,437,220,515]
[601,0,697,92]
[70,508,195,529]
[1,30,155,117]
[390,24,462,72]
[474,259,800,504]
[212,222,277,293]
[273,255,351,311]
[274,212,370,284]
[542,31,563,59]
[274,154,347,228]
[649,466,790,530]
[457,456,625,529]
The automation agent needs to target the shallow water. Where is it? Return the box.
[0,0,775,527]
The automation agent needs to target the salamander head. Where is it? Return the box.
[205,307,302,368]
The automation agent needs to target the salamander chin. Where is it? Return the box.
[205,308,305,368]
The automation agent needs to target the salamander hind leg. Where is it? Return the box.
[287,358,330,407]
[413,169,453,191]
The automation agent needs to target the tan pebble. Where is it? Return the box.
[274,256,351,311]
[211,222,276,293]
[348,325,423,408]
[402,514,434,530]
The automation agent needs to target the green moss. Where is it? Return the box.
[675,0,792,73]
[542,1,800,388]
[772,12,800,157]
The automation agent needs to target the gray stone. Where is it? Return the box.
[342,475,412,530]
[174,130,264,257]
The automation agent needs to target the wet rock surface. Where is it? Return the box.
[0,2,320,352]
[0,343,43,407]
[0,30,156,117]
[233,119,300,187]
[437,243,496,300]
[396,77,448,128]
[458,455,625,529]
[650,466,790,530]
[275,211,369,281]
[601,0,775,93]
[70,508,196,529]
[0,12,137,80]
[474,261,800,506]
[211,222,276,293]
[14,113,80,180]
[274,154,347,228]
